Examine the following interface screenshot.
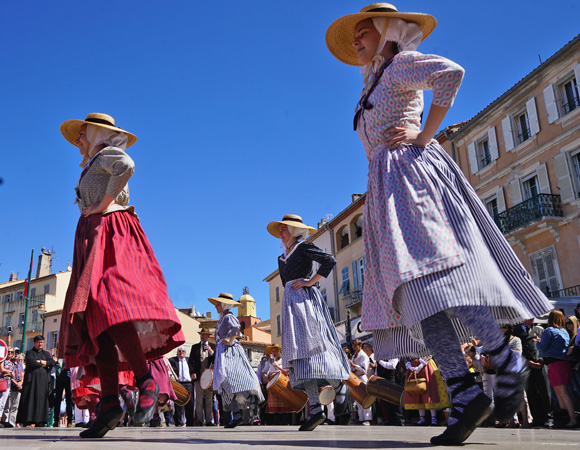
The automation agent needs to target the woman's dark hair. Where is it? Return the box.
[391,41,400,55]
[500,324,514,337]
[547,309,566,328]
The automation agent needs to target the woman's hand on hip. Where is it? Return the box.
[291,278,312,290]
[383,127,430,149]
[82,194,115,217]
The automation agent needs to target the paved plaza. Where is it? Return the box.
[1,425,578,450]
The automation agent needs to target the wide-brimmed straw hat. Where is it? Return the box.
[265,344,282,355]
[208,292,242,307]
[60,113,138,148]
[326,3,437,66]
[267,214,317,238]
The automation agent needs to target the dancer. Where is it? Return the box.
[267,214,350,431]
[58,113,185,438]
[325,4,552,444]
[209,293,264,428]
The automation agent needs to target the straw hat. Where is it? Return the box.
[265,344,282,355]
[60,113,138,147]
[325,3,437,66]
[267,214,317,238]
[208,292,242,307]
[198,327,212,335]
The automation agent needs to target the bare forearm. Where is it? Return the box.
[420,104,450,143]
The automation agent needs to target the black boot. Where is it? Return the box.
[79,397,123,439]
[431,374,492,446]
[488,338,529,424]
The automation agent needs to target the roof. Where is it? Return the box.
[0,270,71,291]
[453,33,580,139]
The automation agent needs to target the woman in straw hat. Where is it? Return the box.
[326,3,552,445]
[209,293,264,428]
[58,113,185,438]
[267,215,350,431]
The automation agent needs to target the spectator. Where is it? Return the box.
[168,347,194,426]
[574,302,580,321]
[189,328,216,426]
[0,355,13,424]
[363,343,377,380]
[52,356,73,427]
[536,310,576,427]
[16,335,56,427]
[2,347,23,426]
[376,357,404,426]
[350,339,372,425]
[565,316,580,407]
[499,325,528,427]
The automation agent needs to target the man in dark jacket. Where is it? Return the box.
[189,328,216,425]
[169,347,194,426]
[513,319,551,427]
[16,335,56,426]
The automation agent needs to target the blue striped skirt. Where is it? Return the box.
[281,283,351,389]
[363,142,553,359]
[213,342,264,407]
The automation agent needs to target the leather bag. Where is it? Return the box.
[404,371,427,395]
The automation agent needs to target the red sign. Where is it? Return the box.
[0,339,7,363]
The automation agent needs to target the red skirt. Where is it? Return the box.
[59,210,184,369]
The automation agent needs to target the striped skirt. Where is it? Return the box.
[281,283,350,389]
[59,210,184,368]
[363,142,552,359]
[213,342,264,409]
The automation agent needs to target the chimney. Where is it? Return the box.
[36,248,52,278]
[207,311,212,319]
[8,272,18,282]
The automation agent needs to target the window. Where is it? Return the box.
[485,196,498,219]
[561,76,579,115]
[353,216,363,240]
[44,284,50,294]
[514,110,531,145]
[276,314,281,336]
[467,127,498,174]
[522,174,539,200]
[553,150,580,204]
[47,331,59,350]
[2,293,11,304]
[353,257,365,290]
[30,287,36,298]
[15,291,23,301]
[571,150,580,195]
[477,138,492,169]
[529,246,562,297]
[4,315,11,328]
[339,227,349,249]
[18,314,25,327]
[275,286,280,303]
[338,266,350,295]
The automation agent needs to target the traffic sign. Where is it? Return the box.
[0,339,7,363]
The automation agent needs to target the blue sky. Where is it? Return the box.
[1,0,578,321]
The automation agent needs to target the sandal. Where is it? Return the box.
[430,373,492,446]
[488,338,529,424]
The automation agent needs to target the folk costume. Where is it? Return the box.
[16,341,56,426]
[263,345,292,416]
[210,293,264,428]
[268,215,350,431]
[58,113,185,438]
[326,4,552,445]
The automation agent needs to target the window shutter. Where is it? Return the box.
[496,187,506,212]
[488,127,499,161]
[352,260,359,290]
[501,116,514,151]
[526,97,540,135]
[537,163,551,194]
[468,142,478,174]
[543,85,559,123]
[575,64,580,91]
[510,179,523,206]
[553,153,576,203]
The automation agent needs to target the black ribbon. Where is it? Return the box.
[85,117,115,127]
[353,57,394,131]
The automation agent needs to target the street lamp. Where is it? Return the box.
[20,249,45,350]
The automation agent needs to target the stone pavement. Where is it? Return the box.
[1,425,578,449]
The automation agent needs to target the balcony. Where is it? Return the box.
[24,321,43,333]
[344,289,363,308]
[549,284,580,299]
[495,194,563,235]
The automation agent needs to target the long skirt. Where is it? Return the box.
[362,142,552,359]
[403,360,450,410]
[213,342,264,411]
[281,283,350,389]
[59,210,184,368]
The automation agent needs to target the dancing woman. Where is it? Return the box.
[58,113,185,438]
[267,214,350,431]
[325,4,552,444]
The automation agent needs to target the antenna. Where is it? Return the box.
[538,54,543,64]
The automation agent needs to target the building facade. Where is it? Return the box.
[451,34,580,300]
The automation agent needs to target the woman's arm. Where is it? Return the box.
[291,242,336,290]
[383,104,449,149]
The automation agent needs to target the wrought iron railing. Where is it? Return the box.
[495,194,563,234]
[516,127,531,145]
[563,95,580,115]
[344,289,363,308]
[548,284,580,299]
[25,321,43,333]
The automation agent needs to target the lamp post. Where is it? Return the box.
[20,249,45,350]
